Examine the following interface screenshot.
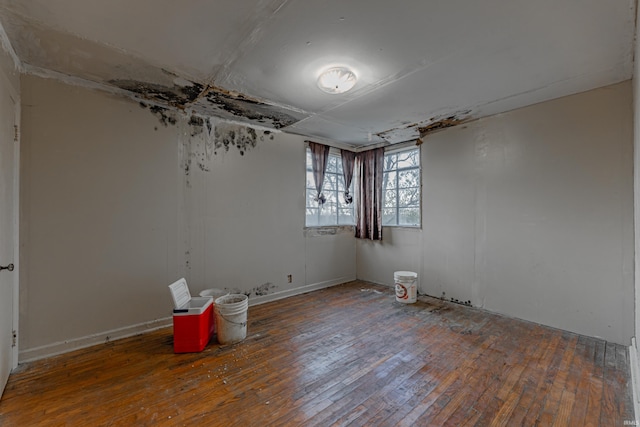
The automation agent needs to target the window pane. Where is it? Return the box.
[398,188,420,207]
[383,153,397,171]
[336,192,348,208]
[399,208,420,226]
[306,208,319,226]
[306,171,316,188]
[307,190,319,207]
[398,169,419,188]
[322,174,337,192]
[324,190,337,206]
[326,156,338,173]
[397,149,419,168]
[380,147,421,227]
[338,208,354,225]
[382,208,397,225]
[305,149,357,227]
[319,203,337,225]
[382,171,397,190]
[383,189,397,208]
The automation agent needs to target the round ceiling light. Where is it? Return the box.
[317,66,357,94]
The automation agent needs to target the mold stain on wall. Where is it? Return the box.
[113,75,302,132]
[253,282,277,296]
[223,282,278,298]
[138,95,277,192]
[139,102,177,128]
[214,122,273,156]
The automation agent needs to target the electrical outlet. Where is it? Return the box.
[287,274,292,283]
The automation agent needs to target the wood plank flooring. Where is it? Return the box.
[0,281,634,426]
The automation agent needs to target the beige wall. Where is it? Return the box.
[358,81,634,345]
[19,75,355,360]
[0,38,18,96]
[16,74,636,357]
[632,1,640,411]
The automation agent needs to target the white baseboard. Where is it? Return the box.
[249,276,356,307]
[630,338,640,424]
[19,317,173,363]
[18,277,354,363]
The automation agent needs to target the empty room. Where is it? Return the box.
[0,0,639,425]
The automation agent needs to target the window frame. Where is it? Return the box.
[382,146,422,228]
[305,147,355,227]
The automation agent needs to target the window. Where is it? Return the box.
[382,147,421,226]
[305,150,355,226]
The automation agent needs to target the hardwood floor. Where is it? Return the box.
[0,281,634,426]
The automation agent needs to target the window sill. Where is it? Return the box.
[383,225,422,230]
[304,225,355,237]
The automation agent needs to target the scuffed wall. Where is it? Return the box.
[358,81,634,345]
[19,75,355,360]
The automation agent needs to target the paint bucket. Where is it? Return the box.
[394,271,418,304]
[199,289,229,333]
[199,288,229,299]
[214,294,248,345]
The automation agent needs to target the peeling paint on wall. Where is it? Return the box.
[203,86,299,129]
[418,111,471,135]
[377,110,472,143]
[304,225,355,237]
[111,79,204,108]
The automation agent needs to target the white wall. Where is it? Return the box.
[19,75,355,361]
[358,81,634,345]
[632,0,640,417]
[0,44,18,95]
[17,74,634,358]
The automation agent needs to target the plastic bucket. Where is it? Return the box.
[214,294,248,345]
[199,288,229,299]
[199,289,229,333]
[395,271,418,303]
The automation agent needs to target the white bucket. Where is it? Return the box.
[199,288,229,299]
[395,271,418,303]
[200,289,229,333]
[214,294,248,345]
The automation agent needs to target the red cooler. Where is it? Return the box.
[168,278,214,353]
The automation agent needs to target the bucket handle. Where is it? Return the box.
[219,313,247,327]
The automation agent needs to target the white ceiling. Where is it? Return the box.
[0,0,636,147]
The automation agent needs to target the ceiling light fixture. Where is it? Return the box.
[317,66,357,94]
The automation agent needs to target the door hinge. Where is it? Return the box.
[14,125,18,142]
[11,330,16,347]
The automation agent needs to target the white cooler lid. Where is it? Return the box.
[169,278,213,315]
[169,278,192,308]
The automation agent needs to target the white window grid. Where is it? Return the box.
[305,150,355,227]
[382,147,421,227]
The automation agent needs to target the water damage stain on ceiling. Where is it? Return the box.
[111,78,304,131]
[376,111,472,144]
[0,0,635,147]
